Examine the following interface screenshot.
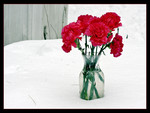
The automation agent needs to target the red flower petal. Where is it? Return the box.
[62,44,71,53]
[100,12,122,31]
[110,33,124,57]
[86,22,109,46]
[61,22,81,52]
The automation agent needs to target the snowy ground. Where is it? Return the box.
[4,4,146,109]
[4,38,146,109]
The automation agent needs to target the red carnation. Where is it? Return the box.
[100,12,122,31]
[76,14,93,35]
[85,22,109,46]
[61,22,81,53]
[62,43,71,53]
[88,16,101,24]
[107,33,113,43]
[110,33,124,57]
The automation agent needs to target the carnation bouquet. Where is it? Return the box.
[61,12,127,100]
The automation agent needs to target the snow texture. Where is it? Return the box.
[4,4,146,109]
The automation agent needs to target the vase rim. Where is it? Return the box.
[82,54,100,58]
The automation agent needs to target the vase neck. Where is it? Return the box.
[82,54,100,71]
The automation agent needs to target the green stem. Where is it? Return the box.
[98,45,104,56]
[96,71,104,83]
[89,81,95,100]
[117,28,119,34]
[85,35,87,55]
[95,46,98,55]
[94,87,100,98]
[89,73,101,100]
[76,39,85,55]
[80,77,89,100]
[98,44,107,56]
[91,45,95,56]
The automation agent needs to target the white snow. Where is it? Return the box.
[4,38,146,109]
[4,4,146,109]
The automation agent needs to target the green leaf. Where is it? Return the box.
[89,82,95,100]
[94,87,100,98]
[102,51,106,55]
[74,39,80,48]
[80,78,89,100]
[96,72,104,83]
[107,33,111,38]
[106,43,111,49]
[117,28,119,34]
[87,45,89,48]
[126,35,128,39]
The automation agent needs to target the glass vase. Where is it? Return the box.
[79,54,104,100]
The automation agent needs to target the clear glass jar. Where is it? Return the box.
[79,54,104,100]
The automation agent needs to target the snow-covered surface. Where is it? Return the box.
[4,38,146,109]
